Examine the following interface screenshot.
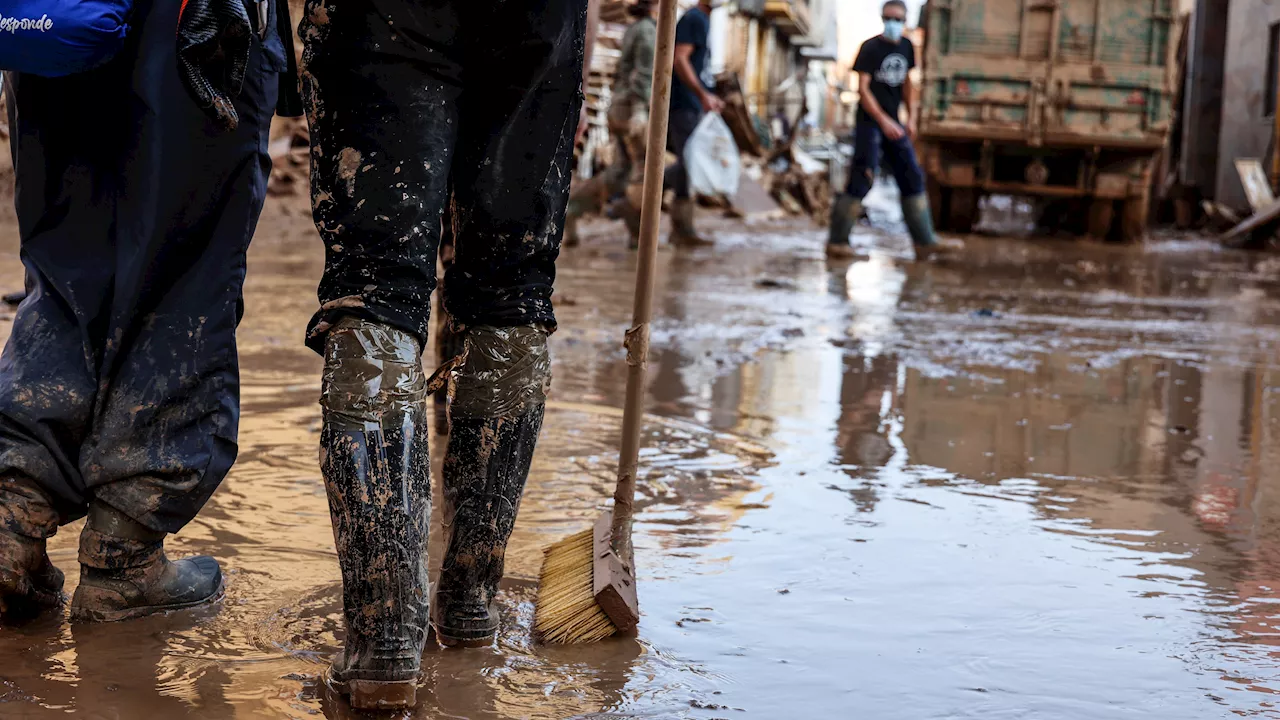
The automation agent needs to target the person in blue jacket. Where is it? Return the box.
[0,0,300,622]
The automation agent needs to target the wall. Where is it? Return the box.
[1182,0,1229,198]
[1217,0,1280,210]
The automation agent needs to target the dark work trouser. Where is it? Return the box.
[299,0,585,354]
[664,107,702,200]
[1,0,283,534]
[845,119,926,199]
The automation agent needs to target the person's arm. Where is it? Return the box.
[576,0,602,143]
[903,72,916,139]
[634,22,656,104]
[675,43,723,113]
[904,41,919,138]
[859,71,905,141]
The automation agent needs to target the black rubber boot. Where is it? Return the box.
[670,198,713,247]
[70,503,223,623]
[319,318,431,710]
[0,476,63,622]
[433,326,549,648]
[434,316,465,436]
[826,193,863,260]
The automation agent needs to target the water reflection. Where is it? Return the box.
[6,201,1280,715]
[811,245,1280,707]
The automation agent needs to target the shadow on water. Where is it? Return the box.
[5,195,1280,717]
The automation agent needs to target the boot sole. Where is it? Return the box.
[68,577,225,623]
[327,667,419,709]
[433,601,499,648]
[434,628,496,648]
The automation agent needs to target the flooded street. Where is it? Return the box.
[3,188,1280,718]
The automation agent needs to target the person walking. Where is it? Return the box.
[564,0,657,249]
[827,0,941,260]
[0,0,300,622]
[664,0,723,247]
[298,0,589,708]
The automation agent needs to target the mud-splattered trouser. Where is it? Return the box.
[0,0,284,538]
[845,119,926,200]
[609,97,651,199]
[300,0,583,349]
[301,0,581,681]
[664,108,702,200]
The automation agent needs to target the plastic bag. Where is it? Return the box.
[0,0,132,77]
[684,112,741,198]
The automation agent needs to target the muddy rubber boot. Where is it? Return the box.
[620,199,642,250]
[319,318,431,710]
[70,503,223,623]
[0,477,63,622]
[902,193,962,262]
[563,175,609,248]
[669,198,713,248]
[901,192,937,250]
[826,194,863,260]
[616,186,644,249]
[433,326,550,648]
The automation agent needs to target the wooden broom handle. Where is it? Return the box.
[610,0,679,562]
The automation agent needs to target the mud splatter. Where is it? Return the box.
[336,148,361,197]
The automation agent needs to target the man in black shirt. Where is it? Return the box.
[828,0,939,260]
[664,0,723,246]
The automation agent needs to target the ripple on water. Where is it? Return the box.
[0,399,772,720]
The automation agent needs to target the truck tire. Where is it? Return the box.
[1120,192,1150,243]
[1086,199,1115,240]
[926,177,947,231]
[948,188,979,234]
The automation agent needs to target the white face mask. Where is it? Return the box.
[883,19,905,41]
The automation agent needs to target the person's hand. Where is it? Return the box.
[700,92,725,114]
[881,119,906,142]
[576,105,589,145]
[177,0,252,131]
[907,117,918,141]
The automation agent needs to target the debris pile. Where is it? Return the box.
[576,1,628,176]
[763,149,833,224]
[266,117,311,196]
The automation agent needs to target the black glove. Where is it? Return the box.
[177,0,252,131]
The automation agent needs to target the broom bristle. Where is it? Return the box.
[534,528,619,644]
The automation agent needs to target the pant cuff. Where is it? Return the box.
[78,525,164,570]
[0,476,59,539]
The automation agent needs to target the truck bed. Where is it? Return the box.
[921,0,1181,149]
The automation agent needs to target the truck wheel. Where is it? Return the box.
[926,177,947,231]
[1036,200,1069,234]
[948,188,979,233]
[1086,199,1115,240]
[1120,194,1149,243]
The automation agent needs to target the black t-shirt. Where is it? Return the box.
[671,6,711,113]
[853,35,916,123]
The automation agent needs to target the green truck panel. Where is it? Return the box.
[918,0,1184,240]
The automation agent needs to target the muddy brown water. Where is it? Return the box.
[3,190,1280,718]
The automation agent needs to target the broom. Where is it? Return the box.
[533,0,681,644]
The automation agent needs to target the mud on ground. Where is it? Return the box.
[1,187,1280,717]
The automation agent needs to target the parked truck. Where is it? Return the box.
[918,0,1183,241]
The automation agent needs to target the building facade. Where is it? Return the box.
[1215,0,1280,210]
